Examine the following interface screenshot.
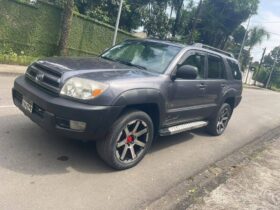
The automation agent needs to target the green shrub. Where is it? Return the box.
[0,0,135,64]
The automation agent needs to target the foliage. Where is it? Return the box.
[141,1,170,39]
[253,66,269,84]
[246,26,270,52]
[0,54,38,66]
[196,0,259,48]
[254,46,280,88]
[0,0,134,59]
[73,0,144,31]
[1,0,267,70]
[0,45,38,65]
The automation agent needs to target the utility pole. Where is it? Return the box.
[112,0,124,46]
[188,0,203,44]
[245,62,252,84]
[266,47,280,89]
[238,16,251,62]
[254,47,266,85]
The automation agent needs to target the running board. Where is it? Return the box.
[159,121,208,136]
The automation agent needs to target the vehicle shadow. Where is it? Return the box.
[0,114,209,176]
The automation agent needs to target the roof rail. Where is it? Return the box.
[193,43,235,58]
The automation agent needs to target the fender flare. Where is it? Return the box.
[112,88,166,126]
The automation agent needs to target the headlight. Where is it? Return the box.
[60,77,108,100]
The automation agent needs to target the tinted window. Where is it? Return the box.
[207,55,226,79]
[182,54,205,79]
[227,59,242,80]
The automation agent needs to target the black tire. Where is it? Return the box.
[207,103,232,136]
[96,109,154,170]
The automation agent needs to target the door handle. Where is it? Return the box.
[221,83,226,87]
[197,83,207,89]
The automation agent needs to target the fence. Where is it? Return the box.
[0,0,134,57]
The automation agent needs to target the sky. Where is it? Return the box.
[250,0,280,61]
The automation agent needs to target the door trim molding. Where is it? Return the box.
[167,103,217,114]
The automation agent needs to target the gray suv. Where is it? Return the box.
[12,39,242,169]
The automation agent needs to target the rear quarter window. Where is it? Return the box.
[227,59,242,80]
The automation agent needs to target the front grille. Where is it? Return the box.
[25,63,62,94]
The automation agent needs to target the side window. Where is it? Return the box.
[207,55,226,79]
[227,59,242,80]
[182,53,205,79]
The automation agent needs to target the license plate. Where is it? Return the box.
[22,98,33,114]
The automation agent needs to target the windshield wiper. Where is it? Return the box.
[100,56,115,62]
[115,59,147,70]
[101,56,147,70]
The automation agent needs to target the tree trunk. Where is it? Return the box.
[188,0,203,44]
[172,0,184,37]
[58,0,74,56]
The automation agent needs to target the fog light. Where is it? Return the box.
[70,120,86,131]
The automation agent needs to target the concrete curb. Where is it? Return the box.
[0,64,27,75]
[143,125,280,210]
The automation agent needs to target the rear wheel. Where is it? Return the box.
[207,103,232,136]
[96,110,154,170]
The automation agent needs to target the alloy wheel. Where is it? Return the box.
[115,120,149,163]
[216,107,230,134]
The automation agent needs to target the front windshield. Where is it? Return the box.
[101,41,182,74]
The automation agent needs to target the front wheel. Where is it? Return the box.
[96,109,154,170]
[207,103,232,136]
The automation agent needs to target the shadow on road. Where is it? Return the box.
[0,114,209,176]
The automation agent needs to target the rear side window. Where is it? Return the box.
[207,55,226,79]
[227,59,242,80]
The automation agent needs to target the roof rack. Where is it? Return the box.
[193,43,235,58]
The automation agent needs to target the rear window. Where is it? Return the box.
[227,59,242,80]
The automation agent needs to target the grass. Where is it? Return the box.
[271,86,280,92]
[0,54,39,66]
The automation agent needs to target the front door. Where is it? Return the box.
[166,50,209,126]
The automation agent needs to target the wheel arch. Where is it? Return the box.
[221,89,237,111]
[112,89,166,131]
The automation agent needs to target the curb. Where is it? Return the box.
[0,64,27,75]
[143,125,280,210]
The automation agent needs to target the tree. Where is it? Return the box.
[246,26,270,54]
[58,0,75,56]
[254,46,280,87]
[142,1,170,39]
[171,0,184,37]
[74,0,146,31]
[195,0,259,48]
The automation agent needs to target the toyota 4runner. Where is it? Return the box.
[13,39,242,170]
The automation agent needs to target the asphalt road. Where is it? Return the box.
[1,74,280,210]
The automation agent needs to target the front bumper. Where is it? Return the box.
[12,76,123,140]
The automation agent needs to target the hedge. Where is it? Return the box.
[0,0,135,58]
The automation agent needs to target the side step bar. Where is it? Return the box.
[159,121,208,136]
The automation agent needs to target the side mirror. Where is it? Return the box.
[175,65,198,80]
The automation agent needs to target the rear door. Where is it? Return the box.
[203,54,229,115]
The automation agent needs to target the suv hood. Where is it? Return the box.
[35,57,161,83]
